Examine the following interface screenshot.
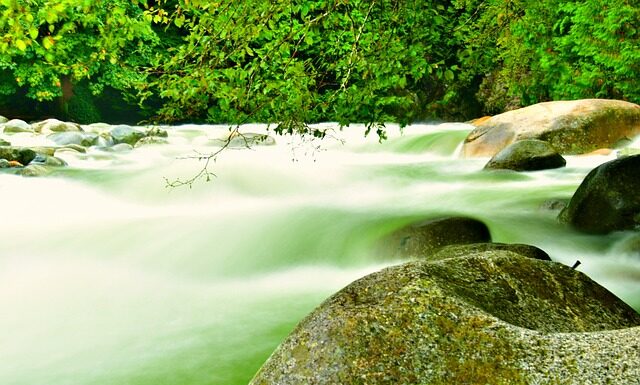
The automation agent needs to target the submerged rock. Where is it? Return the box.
[378,216,491,259]
[31,154,67,167]
[135,136,169,147]
[463,99,640,157]
[0,146,36,165]
[484,139,566,171]
[559,155,640,234]
[48,131,98,147]
[0,138,9,146]
[16,164,51,177]
[251,250,640,385]
[0,158,9,168]
[1,119,33,133]
[110,125,146,146]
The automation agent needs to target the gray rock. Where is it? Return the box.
[48,131,98,147]
[0,159,9,168]
[484,139,566,171]
[429,242,552,261]
[463,99,640,157]
[251,250,640,385]
[0,146,37,165]
[30,154,67,167]
[16,164,51,177]
[95,133,114,147]
[54,144,87,154]
[377,216,491,259]
[1,119,33,133]
[559,155,640,234]
[110,125,146,146]
[32,118,81,134]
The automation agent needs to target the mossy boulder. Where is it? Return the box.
[110,125,146,146]
[484,139,566,171]
[251,250,640,385]
[559,155,640,234]
[463,99,640,157]
[0,146,36,165]
[16,164,51,177]
[377,216,491,259]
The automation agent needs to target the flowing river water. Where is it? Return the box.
[1,122,639,385]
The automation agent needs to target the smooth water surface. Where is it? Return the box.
[1,122,639,385]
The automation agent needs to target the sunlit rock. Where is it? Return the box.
[559,155,640,234]
[484,139,566,171]
[110,125,146,146]
[48,131,99,147]
[16,164,51,177]
[1,119,33,133]
[32,118,81,134]
[463,99,640,157]
[377,216,491,259]
[251,251,640,385]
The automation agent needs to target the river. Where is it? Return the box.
[1,122,639,385]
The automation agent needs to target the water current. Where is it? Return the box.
[1,122,639,385]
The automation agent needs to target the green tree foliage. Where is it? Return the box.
[0,0,638,125]
[143,0,467,135]
[458,0,640,112]
[0,0,157,102]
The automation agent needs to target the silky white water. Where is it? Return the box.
[1,123,639,385]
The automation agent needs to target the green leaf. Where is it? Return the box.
[15,39,27,52]
[29,27,39,40]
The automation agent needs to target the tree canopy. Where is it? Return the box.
[0,0,637,128]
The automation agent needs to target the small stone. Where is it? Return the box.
[31,154,67,167]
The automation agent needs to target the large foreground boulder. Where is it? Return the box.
[376,216,491,259]
[559,155,640,234]
[251,249,640,385]
[463,99,640,157]
[484,139,566,171]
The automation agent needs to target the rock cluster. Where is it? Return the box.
[0,117,169,177]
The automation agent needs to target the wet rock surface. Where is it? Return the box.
[559,155,640,234]
[251,249,640,385]
[484,139,566,171]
